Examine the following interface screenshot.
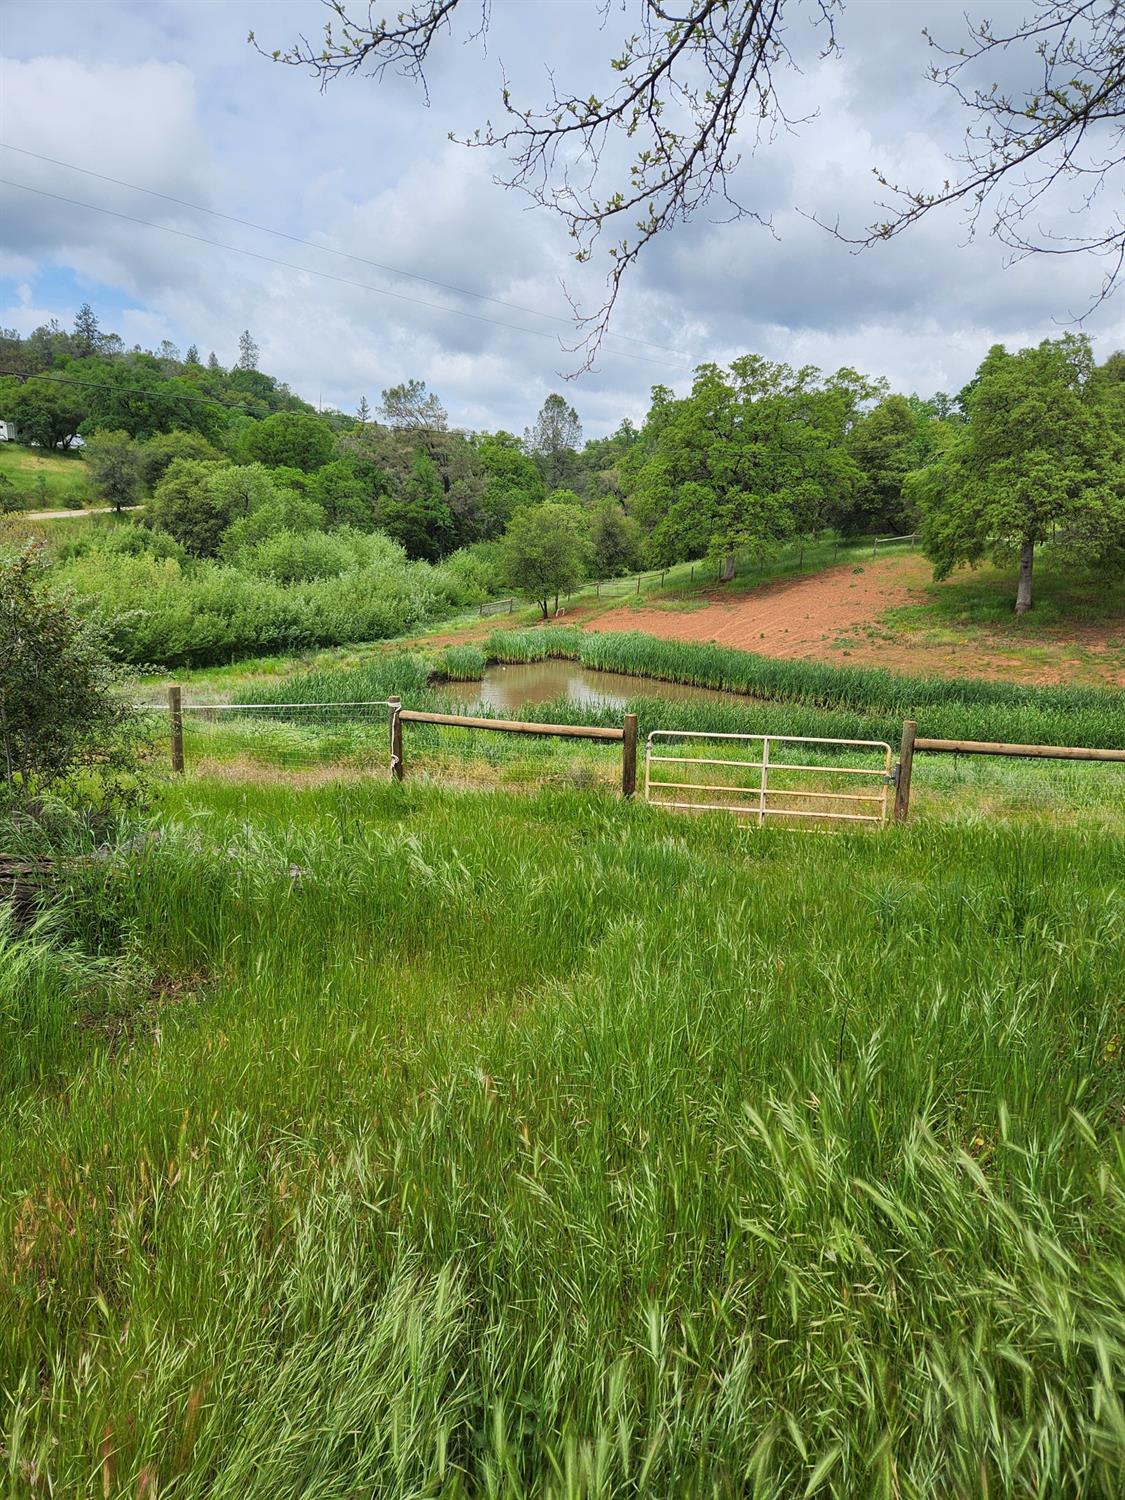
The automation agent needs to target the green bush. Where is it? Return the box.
[51,524,487,666]
[238,529,358,583]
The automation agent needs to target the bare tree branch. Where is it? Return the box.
[253,0,840,371]
[835,1,1125,316]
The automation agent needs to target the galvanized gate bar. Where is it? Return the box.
[644,729,893,828]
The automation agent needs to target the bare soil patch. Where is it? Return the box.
[582,555,1125,687]
[587,555,928,657]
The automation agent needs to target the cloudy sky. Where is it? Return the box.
[1,0,1122,435]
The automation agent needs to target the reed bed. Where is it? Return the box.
[1,782,1122,1496]
[487,629,1125,747]
[225,640,1124,766]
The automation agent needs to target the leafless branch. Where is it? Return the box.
[256,0,840,370]
[829,1,1125,316]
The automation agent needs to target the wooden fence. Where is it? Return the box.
[389,701,639,796]
[893,718,1125,820]
[161,692,1120,821]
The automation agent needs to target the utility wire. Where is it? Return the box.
[0,368,255,412]
[0,143,690,362]
[0,177,687,373]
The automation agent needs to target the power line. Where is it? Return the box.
[0,159,693,372]
[0,368,254,413]
[0,177,686,373]
[1,141,683,359]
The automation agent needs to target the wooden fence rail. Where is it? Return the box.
[894,719,1124,821]
[390,703,638,795]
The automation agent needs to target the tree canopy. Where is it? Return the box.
[242,410,337,472]
[629,358,864,576]
[526,395,582,491]
[501,502,590,618]
[909,334,1125,612]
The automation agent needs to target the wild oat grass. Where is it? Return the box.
[1,781,1122,1496]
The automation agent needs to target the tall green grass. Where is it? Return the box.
[487,628,1125,748]
[1,783,1121,1495]
[229,635,1124,755]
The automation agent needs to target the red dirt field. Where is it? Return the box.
[581,553,1125,687]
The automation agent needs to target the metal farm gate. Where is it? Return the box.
[643,730,894,827]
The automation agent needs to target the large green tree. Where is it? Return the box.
[909,335,1125,613]
[0,375,85,450]
[147,460,234,558]
[149,460,316,559]
[588,498,643,577]
[629,358,862,577]
[138,429,226,491]
[73,358,227,443]
[473,431,545,536]
[501,501,589,618]
[844,395,929,536]
[344,424,484,553]
[378,380,447,431]
[376,453,454,560]
[526,395,582,491]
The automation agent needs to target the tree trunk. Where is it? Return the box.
[539,598,549,619]
[719,553,736,582]
[1015,539,1034,614]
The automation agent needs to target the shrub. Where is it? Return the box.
[238,529,357,583]
[0,545,143,819]
[431,543,505,605]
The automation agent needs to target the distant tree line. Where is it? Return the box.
[2,304,1121,615]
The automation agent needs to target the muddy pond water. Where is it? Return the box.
[438,659,737,713]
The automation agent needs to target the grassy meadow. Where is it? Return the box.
[4,542,1124,1496]
[0,442,94,509]
[2,777,1123,1497]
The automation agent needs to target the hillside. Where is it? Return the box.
[576,552,1125,689]
[0,441,94,509]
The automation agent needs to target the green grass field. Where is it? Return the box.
[0,442,95,508]
[2,777,1122,1496]
[4,532,1124,1494]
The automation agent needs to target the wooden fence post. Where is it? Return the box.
[894,719,915,822]
[168,685,184,774]
[388,698,404,781]
[622,713,638,798]
[636,574,641,594]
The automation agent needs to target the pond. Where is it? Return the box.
[438,659,737,713]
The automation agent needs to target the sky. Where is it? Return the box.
[1,0,1122,437]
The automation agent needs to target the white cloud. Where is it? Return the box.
[1,1,1123,430]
